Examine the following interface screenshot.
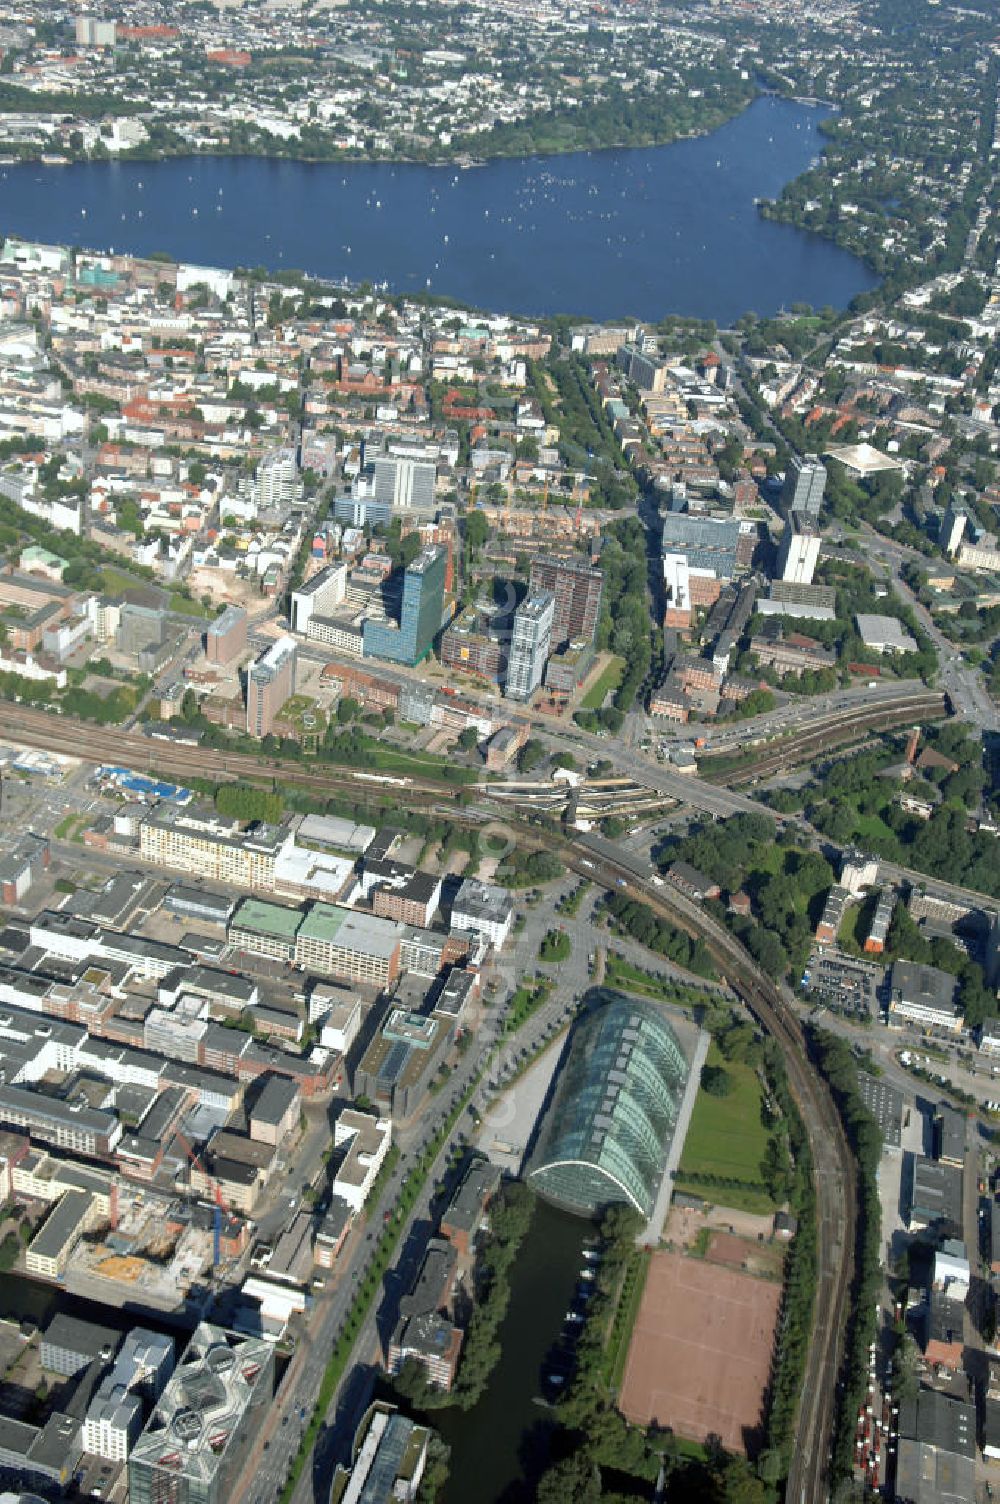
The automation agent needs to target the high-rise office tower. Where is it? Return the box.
[363,545,446,666]
[506,592,554,701]
[939,501,968,558]
[528,556,603,648]
[246,636,296,737]
[128,1325,274,1504]
[373,455,437,511]
[781,454,827,517]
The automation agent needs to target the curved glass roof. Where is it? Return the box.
[526,992,689,1219]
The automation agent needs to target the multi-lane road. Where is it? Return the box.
[0,690,988,1503]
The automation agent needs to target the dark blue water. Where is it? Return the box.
[0,97,875,322]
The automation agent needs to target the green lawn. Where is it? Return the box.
[852,811,898,846]
[581,656,625,710]
[167,590,217,619]
[99,565,156,597]
[675,1043,777,1212]
[54,813,88,841]
[604,956,700,1009]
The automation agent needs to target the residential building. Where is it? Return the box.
[246,636,296,737]
[239,448,302,510]
[528,556,603,647]
[505,591,554,701]
[864,888,896,954]
[440,1157,500,1257]
[387,1239,462,1390]
[140,805,284,891]
[940,501,968,558]
[815,885,850,945]
[617,344,666,392]
[840,848,879,895]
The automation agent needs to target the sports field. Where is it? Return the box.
[618,1250,781,1455]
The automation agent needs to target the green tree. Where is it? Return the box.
[701,1063,733,1097]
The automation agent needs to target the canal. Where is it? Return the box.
[434,1197,590,1504]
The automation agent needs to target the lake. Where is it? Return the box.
[0,96,876,322]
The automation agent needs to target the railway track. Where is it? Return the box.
[705,691,948,788]
[556,832,856,1504]
[0,707,458,809]
[2,701,854,1498]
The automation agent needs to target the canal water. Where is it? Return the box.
[434,1197,590,1504]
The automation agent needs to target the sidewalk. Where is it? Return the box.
[641,1025,710,1246]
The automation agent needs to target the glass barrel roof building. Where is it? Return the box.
[526,994,689,1219]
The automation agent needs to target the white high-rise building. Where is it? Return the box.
[290,563,348,634]
[372,455,436,511]
[940,502,968,558]
[506,592,554,701]
[777,516,822,586]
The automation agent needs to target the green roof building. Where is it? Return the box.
[526,993,689,1219]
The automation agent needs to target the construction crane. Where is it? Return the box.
[175,1131,227,1268]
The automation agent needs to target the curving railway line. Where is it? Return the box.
[567,831,856,1504]
[1,701,856,1499]
[703,690,948,787]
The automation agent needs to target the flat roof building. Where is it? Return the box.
[128,1324,274,1504]
[205,605,247,665]
[895,1389,974,1504]
[41,1313,120,1377]
[330,1403,432,1504]
[528,555,603,648]
[855,613,919,655]
[246,636,296,738]
[889,961,962,1032]
[910,1156,963,1233]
